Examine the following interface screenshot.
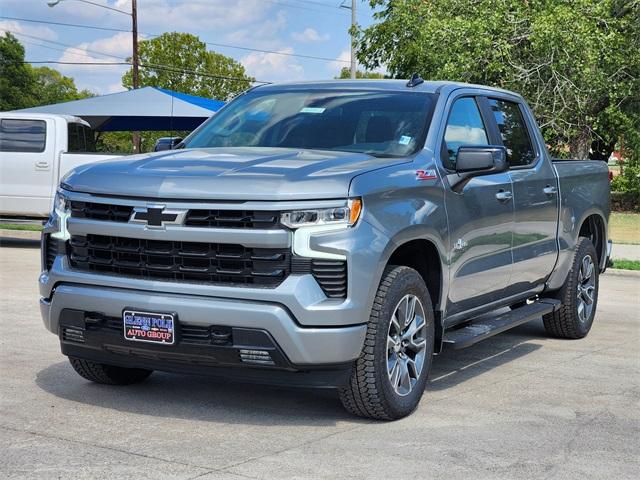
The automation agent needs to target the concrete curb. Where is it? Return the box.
[604,268,640,278]
[0,229,41,241]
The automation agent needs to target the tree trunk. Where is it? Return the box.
[569,129,591,160]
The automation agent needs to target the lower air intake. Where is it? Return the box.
[239,349,275,365]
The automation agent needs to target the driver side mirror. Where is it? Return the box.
[455,146,507,175]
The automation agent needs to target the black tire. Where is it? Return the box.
[542,237,599,339]
[69,357,153,385]
[339,265,435,420]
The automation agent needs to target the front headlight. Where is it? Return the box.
[51,189,71,240]
[281,198,362,229]
[53,190,70,216]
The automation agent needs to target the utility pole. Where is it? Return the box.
[350,0,356,79]
[341,0,357,79]
[131,0,140,153]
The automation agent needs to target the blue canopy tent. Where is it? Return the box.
[16,87,225,131]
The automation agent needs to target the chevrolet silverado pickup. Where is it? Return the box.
[39,79,611,419]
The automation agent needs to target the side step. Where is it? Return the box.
[442,299,561,350]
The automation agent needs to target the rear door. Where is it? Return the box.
[440,95,514,317]
[485,97,559,294]
[0,118,55,217]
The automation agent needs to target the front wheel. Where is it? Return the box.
[543,237,599,339]
[339,266,435,420]
[69,357,153,385]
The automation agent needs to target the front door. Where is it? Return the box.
[0,118,54,217]
[440,96,514,317]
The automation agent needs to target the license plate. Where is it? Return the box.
[123,310,175,345]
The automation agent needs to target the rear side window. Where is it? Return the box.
[443,97,489,169]
[67,123,96,152]
[488,99,535,167]
[0,119,46,152]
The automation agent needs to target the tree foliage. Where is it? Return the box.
[336,67,386,79]
[0,32,36,110]
[122,32,253,101]
[357,0,640,160]
[1,33,93,110]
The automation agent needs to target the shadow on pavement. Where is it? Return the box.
[0,237,40,248]
[35,320,548,424]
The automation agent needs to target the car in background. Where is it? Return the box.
[153,136,183,152]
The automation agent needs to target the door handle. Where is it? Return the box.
[495,190,513,202]
[543,185,557,196]
[35,161,50,170]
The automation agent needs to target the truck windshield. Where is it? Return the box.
[184,89,437,157]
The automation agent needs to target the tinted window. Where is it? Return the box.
[0,119,46,152]
[67,123,96,152]
[185,90,437,158]
[67,123,84,152]
[488,99,535,167]
[443,97,488,169]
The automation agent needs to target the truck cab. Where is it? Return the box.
[0,112,119,219]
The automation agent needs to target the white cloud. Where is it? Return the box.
[224,10,288,49]
[56,33,132,93]
[241,47,304,83]
[0,20,58,42]
[327,49,352,74]
[291,28,329,44]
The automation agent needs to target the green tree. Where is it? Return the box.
[122,32,253,101]
[336,67,386,79]
[0,32,36,110]
[30,66,94,106]
[357,0,640,160]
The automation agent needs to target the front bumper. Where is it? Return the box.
[40,284,366,371]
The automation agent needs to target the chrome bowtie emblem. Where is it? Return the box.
[130,206,187,229]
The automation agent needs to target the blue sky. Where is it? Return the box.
[0,0,380,95]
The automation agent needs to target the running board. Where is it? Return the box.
[442,299,561,350]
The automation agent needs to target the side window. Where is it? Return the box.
[443,97,489,169]
[0,119,46,153]
[67,123,90,152]
[82,125,96,152]
[488,99,535,167]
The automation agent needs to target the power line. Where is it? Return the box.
[6,59,272,84]
[0,15,351,64]
[8,30,126,60]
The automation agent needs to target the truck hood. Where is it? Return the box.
[62,147,408,201]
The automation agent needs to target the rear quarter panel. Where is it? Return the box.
[546,160,610,290]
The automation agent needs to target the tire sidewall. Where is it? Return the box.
[374,268,435,418]
[564,238,600,336]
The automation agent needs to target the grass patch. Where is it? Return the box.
[609,212,640,245]
[0,223,43,231]
[611,259,640,270]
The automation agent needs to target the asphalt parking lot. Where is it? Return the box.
[1,237,638,480]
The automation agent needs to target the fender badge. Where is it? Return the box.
[416,169,437,180]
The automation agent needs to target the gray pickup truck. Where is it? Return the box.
[40,79,611,419]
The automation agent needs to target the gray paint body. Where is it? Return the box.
[40,80,610,369]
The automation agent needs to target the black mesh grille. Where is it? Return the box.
[184,209,280,229]
[68,234,290,287]
[44,234,58,270]
[70,201,133,223]
[291,258,348,298]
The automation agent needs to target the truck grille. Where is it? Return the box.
[68,234,291,287]
[70,201,133,223]
[185,209,280,229]
[44,234,59,270]
[70,201,282,229]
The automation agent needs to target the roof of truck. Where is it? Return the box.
[0,112,89,125]
[255,79,521,97]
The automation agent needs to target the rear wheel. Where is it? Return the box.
[69,357,153,385]
[543,238,599,339]
[339,266,435,420]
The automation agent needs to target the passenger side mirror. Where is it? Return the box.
[455,146,507,175]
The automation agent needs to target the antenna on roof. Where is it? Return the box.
[406,73,424,88]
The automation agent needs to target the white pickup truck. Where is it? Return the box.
[0,112,120,219]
